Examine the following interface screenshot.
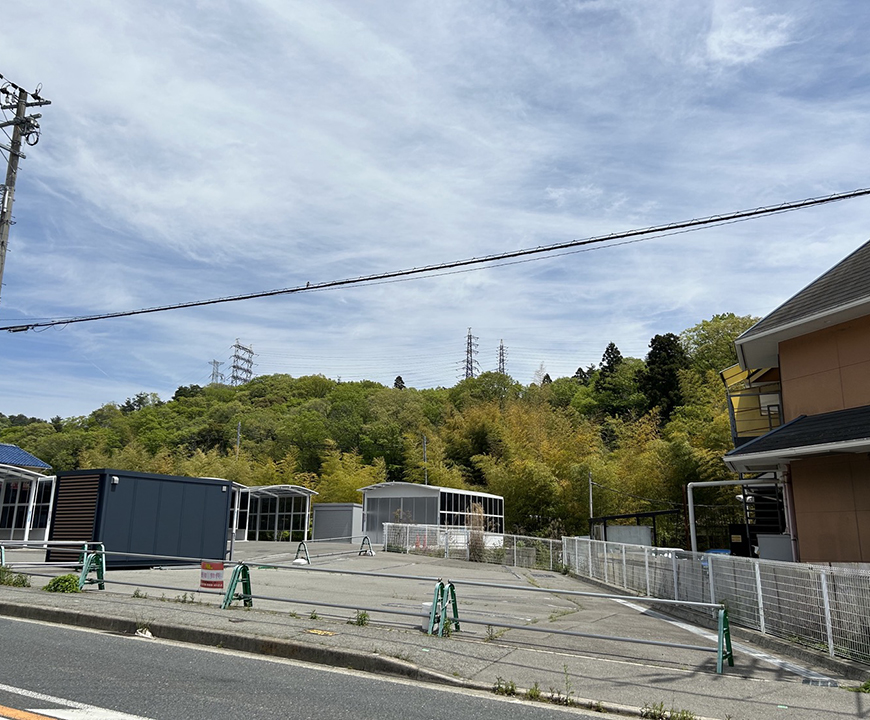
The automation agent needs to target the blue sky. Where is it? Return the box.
[2,1,870,419]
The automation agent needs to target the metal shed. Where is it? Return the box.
[230,484,317,542]
[47,469,232,567]
[359,482,504,543]
[312,502,362,542]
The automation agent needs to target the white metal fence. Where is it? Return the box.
[561,536,870,666]
[383,523,562,571]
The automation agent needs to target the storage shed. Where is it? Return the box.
[48,469,232,567]
[312,502,363,542]
[359,482,504,543]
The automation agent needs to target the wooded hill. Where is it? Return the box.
[1,313,756,547]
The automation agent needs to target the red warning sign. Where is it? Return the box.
[200,560,224,589]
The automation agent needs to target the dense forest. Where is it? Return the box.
[1,313,756,547]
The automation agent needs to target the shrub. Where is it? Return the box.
[43,574,81,593]
[0,565,30,587]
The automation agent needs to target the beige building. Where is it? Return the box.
[724,240,870,562]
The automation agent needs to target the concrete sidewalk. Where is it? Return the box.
[1,542,868,719]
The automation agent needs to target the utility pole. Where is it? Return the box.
[463,328,479,379]
[229,339,254,386]
[422,434,428,485]
[0,75,50,304]
[497,339,507,375]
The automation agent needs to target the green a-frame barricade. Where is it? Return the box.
[78,544,106,591]
[427,580,460,637]
[222,563,253,609]
[716,607,734,674]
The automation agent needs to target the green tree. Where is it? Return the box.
[679,313,759,373]
[640,333,689,423]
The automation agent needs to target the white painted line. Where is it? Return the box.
[612,599,839,684]
[27,711,143,720]
[0,683,154,720]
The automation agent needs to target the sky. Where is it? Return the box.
[2,1,870,420]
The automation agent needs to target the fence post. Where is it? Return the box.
[549,539,554,571]
[603,542,609,584]
[445,529,450,559]
[819,570,835,657]
[754,561,765,634]
[405,524,410,552]
[621,545,627,589]
[672,553,679,601]
[644,546,650,596]
[587,538,592,577]
[708,555,716,606]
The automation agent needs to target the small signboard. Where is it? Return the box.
[200,560,224,589]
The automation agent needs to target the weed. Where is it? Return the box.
[641,701,697,720]
[591,700,605,712]
[484,624,507,642]
[135,615,154,634]
[351,610,370,626]
[43,574,80,593]
[548,607,578,622]
[288,611,299,619]
[525,682,542,701]
[493,677,517,696]
[309,610,319,620]
[0,565,30,588]
[641,702,666,720]
[545,664,575,706]
[846,678,870,693]
[131,588,148,599]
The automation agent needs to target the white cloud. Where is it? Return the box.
[1,0,869,418]
[706,3,794,67]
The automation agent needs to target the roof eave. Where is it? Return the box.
[724,436,870,473]
[735,296,870,369]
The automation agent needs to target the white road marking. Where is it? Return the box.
[0,683,154,720]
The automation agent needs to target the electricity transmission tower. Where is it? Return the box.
[229,339,255,386]
[463,328,480,379]
[498,339,507,375]
[0,75,50,304]
[209,360,225,384]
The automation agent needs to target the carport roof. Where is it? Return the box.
[244,484,318,498]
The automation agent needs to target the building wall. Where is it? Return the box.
[779,315,870,420]
[790,455,870,562]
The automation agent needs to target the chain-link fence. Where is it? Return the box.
[562,536,870,665]
[383,523,563,571]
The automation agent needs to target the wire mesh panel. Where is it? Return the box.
[383,524,563,571]
[825,567,870,662]
[562,536,870,665]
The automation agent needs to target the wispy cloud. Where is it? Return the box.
[1,0,869,418]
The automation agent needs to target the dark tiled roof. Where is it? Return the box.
[725,405,870,457]
[0,443,51,469]
[740,239,870,340]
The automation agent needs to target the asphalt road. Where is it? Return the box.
[0,617,609,720]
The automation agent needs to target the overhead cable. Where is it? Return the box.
[4,187,870,333]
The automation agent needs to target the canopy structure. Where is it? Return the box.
[230,484,318,543]
[358,481,504,543]
[0,463,56,542]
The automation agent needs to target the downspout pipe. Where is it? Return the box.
[687,478,783,553]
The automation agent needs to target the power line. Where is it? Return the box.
[4,187,870,333]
